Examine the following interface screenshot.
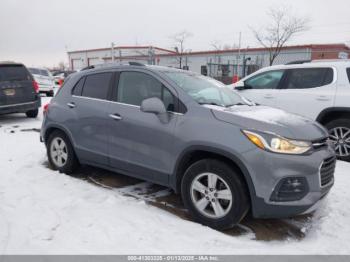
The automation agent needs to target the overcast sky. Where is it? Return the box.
[1,0,349,68]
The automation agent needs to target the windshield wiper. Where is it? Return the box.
[225,102,247,107]
[198,102,224,107]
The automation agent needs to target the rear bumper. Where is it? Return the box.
[0,98,41,115]
[38,84,54,92]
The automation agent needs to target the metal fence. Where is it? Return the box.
[205,49,349,84]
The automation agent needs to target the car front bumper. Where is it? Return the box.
[241,145,335,219]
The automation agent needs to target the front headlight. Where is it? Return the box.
[242,130,312,154]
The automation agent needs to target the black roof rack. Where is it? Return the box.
[81,65,95,71]
[81,62,145,71]
[128,62,145,66]
[285,60,311,65]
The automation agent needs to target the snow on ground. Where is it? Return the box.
[0,96,350,254]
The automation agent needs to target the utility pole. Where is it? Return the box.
[111,42,115,62]
[238,32,242,77]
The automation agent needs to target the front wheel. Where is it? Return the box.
[326,119,350,162]
[181,159,250,229]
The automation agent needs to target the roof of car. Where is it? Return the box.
[0,61,25,66]
[79,62,188,74]
[254,59,350,73]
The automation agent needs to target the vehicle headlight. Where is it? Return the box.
[242,130,312,154]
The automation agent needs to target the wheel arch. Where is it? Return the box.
[316,107,350,125]
[171,146,256,203]
[43,124,76,148]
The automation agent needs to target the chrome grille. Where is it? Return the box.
[320,156,336,187]
[312,137,329,150]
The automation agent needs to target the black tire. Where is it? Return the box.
[47,91,54,97]
[325,118,350,162]
[181,159,250,230]
[47,130,79,174]
[25,109,38,118]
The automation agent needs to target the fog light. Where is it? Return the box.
[270,177,309,202]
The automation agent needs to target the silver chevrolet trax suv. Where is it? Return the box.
[41,63,335,229]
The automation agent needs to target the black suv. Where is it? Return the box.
[0,62,41,118]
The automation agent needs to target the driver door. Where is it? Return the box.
[107,70,179,184]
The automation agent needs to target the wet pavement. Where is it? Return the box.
[58,164,314,241]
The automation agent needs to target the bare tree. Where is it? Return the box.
[171,30,193,68]
[251,6,309,65]
[210,41,237,51]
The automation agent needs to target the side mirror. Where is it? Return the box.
[235,81,252,91]
[234,81,245,90]
[141,97,167,115]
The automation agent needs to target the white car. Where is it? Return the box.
[28,67,55,97]
[229,60,350,161]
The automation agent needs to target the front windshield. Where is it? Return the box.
[164,71,248,107]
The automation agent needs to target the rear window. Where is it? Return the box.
[81,73,113,100]
[29,68,50,77]
[0,65,31,81]
[347,68,350,83]
[40,69,50,77]
[28,68,41,75]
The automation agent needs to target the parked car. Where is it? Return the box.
[28,67,55,97]
[51,70,76,88]
[229,60,350,161]
[0,62,41,118]
[41,63,335,229]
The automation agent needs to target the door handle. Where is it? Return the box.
[316,96,330,101]
[67,102,76,108]
[109,113,122,121]
[264,94,274,99]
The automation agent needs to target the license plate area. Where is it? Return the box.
[4,88,16,96]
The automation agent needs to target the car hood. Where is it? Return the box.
[205,105,328,141]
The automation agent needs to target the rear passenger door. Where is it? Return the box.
[107,70,180,185]
[68,72,113,166]
[273,67,336,120]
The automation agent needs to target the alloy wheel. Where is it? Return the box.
[190,172,233,219]
[329,127,350,157]
[50,137,68,167]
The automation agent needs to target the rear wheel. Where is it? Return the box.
[25,109,38,118]
[181,159,249,229]
[47,130,79,174]
[326,119,350,162]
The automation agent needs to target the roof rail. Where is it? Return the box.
[80,61,146,71]
[81,65,95,71]
[285,60,311,65]
[128,62,145,66]
[311,59,350,63]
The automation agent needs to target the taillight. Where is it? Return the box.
[43,103,50,115]
[33,81,39,93]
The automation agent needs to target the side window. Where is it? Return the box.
[117,72,175,111]
[81,73,113,100]
[285,68,333,89]
[245,70,284,89]
[347,68,350,83]
[72,77,85,96]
